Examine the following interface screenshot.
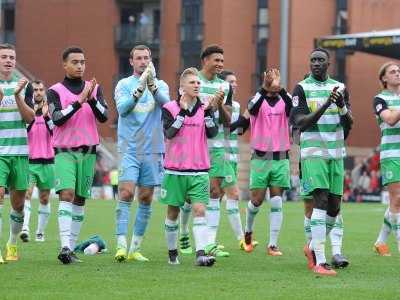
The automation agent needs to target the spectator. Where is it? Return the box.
[368,148,380,173]
[369,170,380,193]
[358,170,371,193]
[110,169,119,200]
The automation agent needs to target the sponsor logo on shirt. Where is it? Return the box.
[292,96,299,107]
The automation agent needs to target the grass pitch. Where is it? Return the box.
[0,200,398,300]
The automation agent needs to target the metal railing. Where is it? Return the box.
[115,24,160,49]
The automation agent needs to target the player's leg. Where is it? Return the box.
[302,197,315,269]
[35,163,54,242]
[302,158,336,275]
[114,154,138,262]
[20,181,34,243]
[7,189,25,261]
[224,160,244,247]
[0,157,10,263]
[206,150,225,247]
[244,158,269,252]
[54,152,78,264]
[128,186,153,262]
[329,213,349,268]
[303,198,313,243]
[6,156,29,261]
[128,153,163,262]
[310,188,336,275]
[179,200,192,254]
[0,186,5,263]
[225,185,244,243]
[188,174,215,266]
[160,173,186,264]
[115,181,135,262]
[68,152,96,263]
[374,207,392,256]
[165,205,180,265]
[267,159,290,256]
[21,164,37,242]
[207,177,223,246]
[267,186,284,256]
[36,189,51,241]
[244,188,266,253]
[387,181,400,253]
[327,193,348,268]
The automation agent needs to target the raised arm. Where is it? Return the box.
[374,96,400,126]
[290,84,339,132]
[14,79,35,123]
[87,85,108,123]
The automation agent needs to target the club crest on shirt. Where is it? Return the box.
[160,188,167,199]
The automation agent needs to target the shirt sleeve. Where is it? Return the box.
[47,89,82,126]
[24,83,34,108]
[115,80,136,117]
[289,84,309,126]
[230,115,250,135]
[248,90,265,115]
[279,88,293,117]
[153,80,170,106]
[162,107,187,139]
[87,85,108,123]
[373,96,388,116]
[204,108,218,138]
[224,84,233,106]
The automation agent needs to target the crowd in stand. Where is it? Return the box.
[344,148,382,202]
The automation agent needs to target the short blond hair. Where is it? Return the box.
[179,67,199,85]
[379,61,400,89]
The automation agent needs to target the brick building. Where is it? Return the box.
[1,0,399,149]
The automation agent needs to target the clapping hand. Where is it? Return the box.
[14,78,28,96]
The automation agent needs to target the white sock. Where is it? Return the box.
[58,201,72,249]
[226,199,243,241]
[180,202,192,236]
[70,204,84,251]
[9,209,24,245]
[193,216,208,251]
[376,208,391,244]
[117,235,127,250]
[390,211,400,244]
[129,235,143,253]
[245,200,260,233]
[37,203,51,235]
[304,216,311,243]
[269,196,283,247]
[310,208,327,265]
[22,199,31,232]
[206,198,220,244]
[326,214,336,236]
[330,214,343,256]
[165,218,179,250]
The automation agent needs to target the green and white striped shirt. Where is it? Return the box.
[0,75,29,156]
[198,72,231,151]
[294,75,346,160]
[374,90,400,161]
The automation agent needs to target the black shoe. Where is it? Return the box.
[58,247,72,265]
[168,249,180,265]
[331,254,349,269]
[196,255,215,267]
[19,231,29,243]
[70,252,82,263]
